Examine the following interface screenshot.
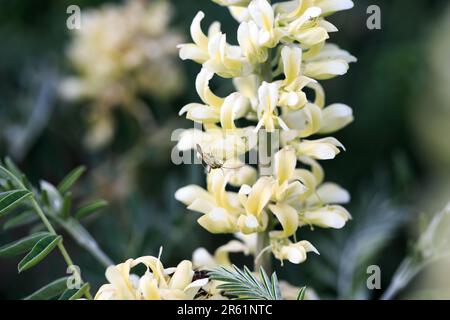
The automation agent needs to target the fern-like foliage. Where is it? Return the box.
[308,183,409,299]
[209,265,282,300]
[0,157,111,299]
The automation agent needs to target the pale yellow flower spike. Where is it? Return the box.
[175,0,356,268]
[178,11,210,64]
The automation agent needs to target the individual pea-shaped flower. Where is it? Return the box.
[303,44,357,80]
[254,82,290,132]
[271,239,319,265]
[178,11,247,78]
[238,20,269,65]
[281,7,331,48]
[178,11,220,64]
[289,137,345,160]
[179,68,250,130]
[237,176,274,234]
[175,170,242,234]
[299,205,352,229]
[289,157,352,229]
[278,45,316,111]
[318,103,354,134]
[281,80,353,137]
[247,0,280,48]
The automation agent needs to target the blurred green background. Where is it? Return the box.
[1,0,450,299]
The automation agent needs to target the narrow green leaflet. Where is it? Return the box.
[58,282,90,300]
[0,165,8,180]
[270,270,282,300]
[0,232,50,257]
[0,190,32,217]
[24,277,69,300]
[75,200,108,220]
[259,267,272,296]
[57,166,86,194]
[209,265,283,300]
[30,223,46,234]
[4,157,23,178]
[3,210,38,230]
[18,235,62,273]
[0,161,27,190]
[297,286,307,300]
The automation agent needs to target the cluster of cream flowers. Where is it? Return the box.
[192,233,318,299]
[94,248,313,300]
[176,0,356,265]
[60,0,184,149]
[95,253,217,300]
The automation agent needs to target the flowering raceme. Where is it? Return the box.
[176,0,356,267]
[60,0,184,149]
[95,254,211,300]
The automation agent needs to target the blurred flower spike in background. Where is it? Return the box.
[60,0,185,149]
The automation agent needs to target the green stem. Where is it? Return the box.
[32,199,93,299]
[1,166,92,299]
[254,46,274,272]
[31,199,72,263]
[53,216,114,267]
[255,230,271,273]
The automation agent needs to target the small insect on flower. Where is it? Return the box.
[193,269,209,282]
[196,144,244,173]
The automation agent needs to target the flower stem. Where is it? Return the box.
[254,51,274,274]
[255,130,273,273]
[255,231,271,272]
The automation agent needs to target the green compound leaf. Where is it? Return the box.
[18,234,62,273]
[0,232,50,257]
